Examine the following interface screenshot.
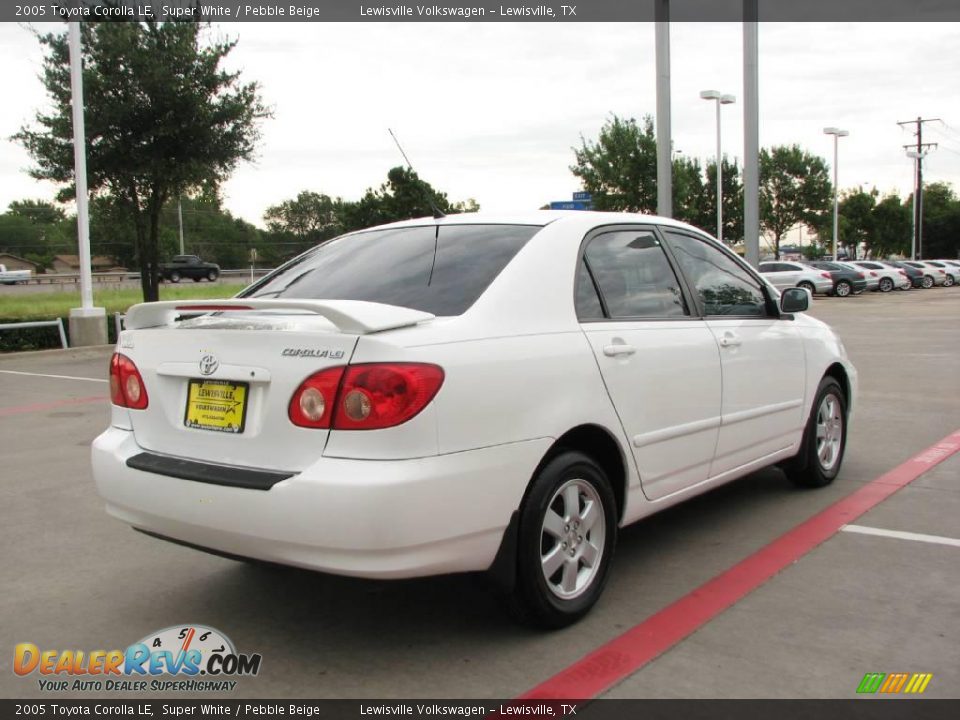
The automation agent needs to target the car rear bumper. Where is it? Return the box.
[92,427,551,578]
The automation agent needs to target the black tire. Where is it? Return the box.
[207,270,219,282]
[798,281,816,295]
[784,377,847,489]
[509,451,617,629]
[878,277,894,293]
[834,280,852,297]
[944,275,956,287]
[921,275,934,289]
[170,271,181,283]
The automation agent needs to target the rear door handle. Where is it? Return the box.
[603,344,636,357]
[718,332,742,348]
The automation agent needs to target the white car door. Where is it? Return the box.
[663,230,807,478]
[577,227,722,501]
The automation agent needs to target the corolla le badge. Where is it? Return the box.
[199,354,219,376]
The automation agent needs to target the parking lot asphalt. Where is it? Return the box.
[0,288,958,700]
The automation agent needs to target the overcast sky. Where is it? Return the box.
[2,21,960,237]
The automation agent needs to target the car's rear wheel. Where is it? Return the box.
[798,281,815,295]
[784,377,847,489]
[878,277,894,292]
[207,270,219,282]
[921,275,934,289]
[510,451,617,629]
[834,280,852,297]
[169,271,181,283]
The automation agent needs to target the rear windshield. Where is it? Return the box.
[242,224,539,316]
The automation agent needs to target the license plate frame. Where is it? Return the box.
[184,379,249,434]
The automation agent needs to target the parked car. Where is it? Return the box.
[0,263,31,285]
[93,212,857,628]
[160,255,220,283]
[848,261,911,292]
[899,260,946,288]
[880,261,926,289]
[922,260,958,286]
[805,261,868,297]
[834,261,880,292]
[758,261,834,295]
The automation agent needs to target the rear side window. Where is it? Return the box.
[244,224,539,316]
[583,230,688,318]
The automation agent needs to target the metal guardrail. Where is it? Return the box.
[3,268,275,287]
[0,318,69,349]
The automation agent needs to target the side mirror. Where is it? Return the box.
[781,287,810,314]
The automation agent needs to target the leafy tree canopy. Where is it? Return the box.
[15,21,269,301]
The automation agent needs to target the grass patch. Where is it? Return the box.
[0,284,246,321]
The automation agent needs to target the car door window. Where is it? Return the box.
[664,231,769,317]
[583,230,688,318]
[575,258,604,320]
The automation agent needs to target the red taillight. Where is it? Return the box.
[288,367,345,428]
[820,272,832,279]
[869,271,877,277]
[855,272,865,279]
[109,353,148,409]
[289,363,444,431]
[335,363,444,430]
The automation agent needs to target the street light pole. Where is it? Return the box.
[823,127,849,260]
[700,90,736,243]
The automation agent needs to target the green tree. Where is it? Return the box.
[920,182,960,259]
[759,145,832,259]
[868,194,910,258]
[571,115,658,212]
[8,199,66,226]
[702,157,744,245]
[671,155,706,229]
[837,187,877,258]
[341,167,478,231]
[263,191,347,257]
[15,22,269,301]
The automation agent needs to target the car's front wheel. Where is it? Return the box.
[207,270,219,282]
[510,451,617,628]
[921,275,934,289]
[169,271,181,283]
[944,274,956,287]
[834,280,852,297]
[784,377,847,488]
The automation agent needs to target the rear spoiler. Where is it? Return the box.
[123,299,435,335]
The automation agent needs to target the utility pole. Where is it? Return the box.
[177,196,185,255]
[655,0,672,218]
[742,0,760,267]
[897,117,939,259]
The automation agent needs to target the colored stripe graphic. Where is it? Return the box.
[519,429,960,701]
[857,673,885,694]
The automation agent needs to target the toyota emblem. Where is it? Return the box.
[199,354,219,376]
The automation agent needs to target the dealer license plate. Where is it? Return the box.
[184,379,249,434]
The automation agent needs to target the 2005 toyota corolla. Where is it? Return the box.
[93,211,856,627]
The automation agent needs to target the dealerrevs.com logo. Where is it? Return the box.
[14,625,262,693]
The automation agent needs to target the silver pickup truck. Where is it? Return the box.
[0,264,32,285]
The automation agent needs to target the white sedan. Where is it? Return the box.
[848,261,912,292]
[93,212,857,627]
[758,260,834,295]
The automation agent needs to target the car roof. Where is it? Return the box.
[356,210,712,236]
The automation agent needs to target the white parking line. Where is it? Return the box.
[841,524,960,548]
[0,370,107,383]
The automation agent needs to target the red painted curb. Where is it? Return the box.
[0,395,107,417]
[519,429,960,701]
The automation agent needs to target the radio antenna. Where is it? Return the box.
[388,128,446,219]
